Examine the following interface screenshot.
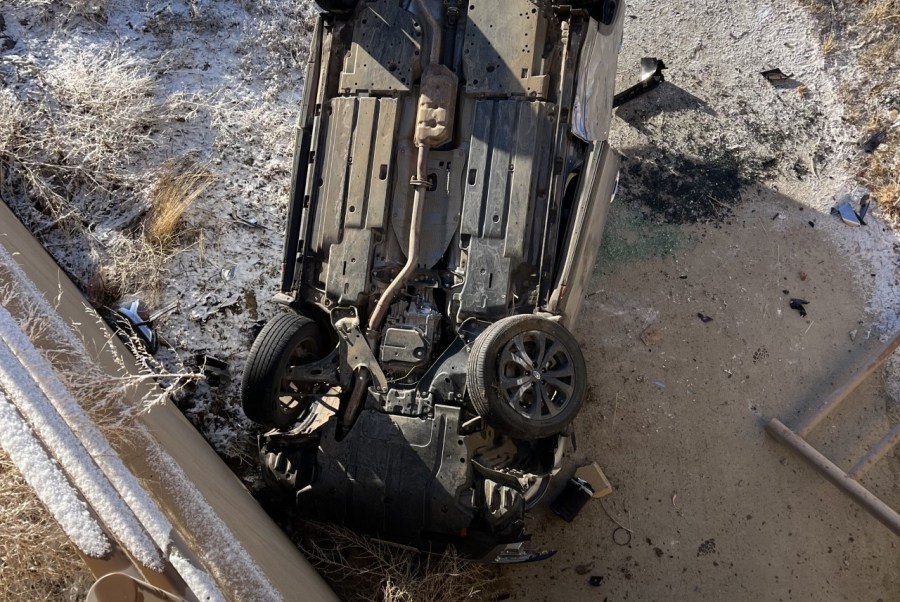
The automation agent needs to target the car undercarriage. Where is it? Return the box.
[241,0,623,562]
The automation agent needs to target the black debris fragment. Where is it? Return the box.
[195,354,230,387]
[789,298,809,317]
[783,289,790,295]
[613,58,667,108]
[697,313,713,323]
[808,221,815,228]
[862,129,887,153]
[550,477,594,522]
[589,576,605,587]
[761,68,793,81]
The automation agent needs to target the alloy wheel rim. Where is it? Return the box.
[498,330,576,420]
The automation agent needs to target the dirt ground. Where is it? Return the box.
[504,1,899,600]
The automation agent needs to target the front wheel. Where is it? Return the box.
[241,312,324,429]
[467,315,587,440]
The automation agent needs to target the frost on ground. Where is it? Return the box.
[0,0,317,459]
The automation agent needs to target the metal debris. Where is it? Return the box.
[613,58,667,108]
[789,298,809,317]
[231,210,266,229]
[832,203,862,226]
[831,185,870,226]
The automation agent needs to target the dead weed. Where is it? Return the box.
[802,0,900,224]
[0,451,92,602]
[302,523,499,602]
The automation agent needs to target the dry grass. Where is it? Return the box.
[0,451,92,602]
[0,45,160,227]
[146,159,214,249]
[302,523,499,602]
[860,0,900,26]
[801,0,900,224]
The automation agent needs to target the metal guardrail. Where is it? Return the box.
[0,201,338,601]
[766,331,900,537]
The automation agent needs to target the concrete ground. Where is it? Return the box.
[505,1,899,600]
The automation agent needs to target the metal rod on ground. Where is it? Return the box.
[766,418,900,536]
[847,422,900,480]
[795,331,900,437]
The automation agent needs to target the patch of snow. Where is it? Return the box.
[0,389,109,558]
[0,243,240,596]
[169,549,228,602]
[149,448,284,602]
[0,306,164,570]
[0,299,178,560]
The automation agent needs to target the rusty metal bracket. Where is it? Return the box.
[765,330,900,537]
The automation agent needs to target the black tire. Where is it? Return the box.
[241,312,324,429]
[467,315,587,440]
[314,0,360,15]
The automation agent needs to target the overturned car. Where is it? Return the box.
[241,0,623,562]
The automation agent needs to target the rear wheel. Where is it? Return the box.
[467,315,587,440]
[241,313,324,429]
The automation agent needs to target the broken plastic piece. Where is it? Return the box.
[613,58,667,108]
[550,477,594,522]
[113,300,159,354]
[196,354,229,387]
[492,542,556,564]
[221,265,237,281]
[697,313,714,323]
[789,298,809,317]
